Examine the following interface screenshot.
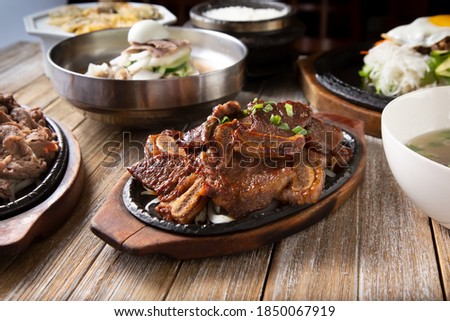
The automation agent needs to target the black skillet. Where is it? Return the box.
[123,129,362,236]
[0,117,69,220]
[313,42,394,111]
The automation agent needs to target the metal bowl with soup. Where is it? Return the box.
[47,26,247,128]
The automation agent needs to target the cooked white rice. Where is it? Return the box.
[203,6,286,22]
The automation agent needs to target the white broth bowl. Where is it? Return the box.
[381,86,450,229]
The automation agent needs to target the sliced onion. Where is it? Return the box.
[325,168,336,177]
[128,50,150,62]
[141,186,157,196]
[207,201,235,224]
[109,54,129,67]
[145,197,160,212]
[7,178,36,202]
[194,206,207,224]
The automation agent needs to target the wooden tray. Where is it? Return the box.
[91,113,366,259]
[0,124,84,257]
[298,54,381,138]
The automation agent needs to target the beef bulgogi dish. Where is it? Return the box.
[0,94,59,201]
[129,99,353,224]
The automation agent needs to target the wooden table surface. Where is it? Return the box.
[0,42,449,301]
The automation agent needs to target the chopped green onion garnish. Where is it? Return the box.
[242,109,249,116]
[221,116,230,124]
[407,144,423,152]
[278,123,290,131]
[252,97,258,103]
[270,114,281,126]
[251,103,264,115]
[263,104,273,113]
[284,103,294,117]
[292,125,307,135]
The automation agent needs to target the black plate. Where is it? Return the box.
[123,129,362,236]
[0,117,69,220]
[313,42,393,111]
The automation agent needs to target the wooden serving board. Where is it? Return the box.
[91,113,366,259]
[298,54,381,138]
[0,125,84,257]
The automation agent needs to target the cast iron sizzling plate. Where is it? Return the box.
[0,117,69,220]
[123,129,362,236]
[313,42,393,111]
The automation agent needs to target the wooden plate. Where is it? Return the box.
[299,53,382,137]
[91,113,366,259]
[122,129,361,236]
[0,123,84,257]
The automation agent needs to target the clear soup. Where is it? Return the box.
[407,128,450,167]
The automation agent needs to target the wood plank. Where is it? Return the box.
[255,69,361,300]
[68,84,274,299]
[432,221,450,300]
[13,75,59,109]
[250,65,307,103]
[0,42,41,74]
[357,136,442,300]
[263,189,359,300]
[42,98,86,131]
[0,119,126,300]
[264,137,443,300]
[55,83,278,300]
[0,42,445,301]
[0,125,83,257]
[0,49,44,94]
[69,247,181,300]
[60,129,185,301]
[166,246,272,300]
[0,120,180,300]
[0,256,17,274]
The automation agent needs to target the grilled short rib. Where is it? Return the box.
[129,99,352,224]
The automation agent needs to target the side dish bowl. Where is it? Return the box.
[189,0,304,76]
[47,27,247,128]
[24,2,177,75]
[381,86,450,228]
[189,0,294,33]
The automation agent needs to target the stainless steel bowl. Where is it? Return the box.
[47,27,247,128]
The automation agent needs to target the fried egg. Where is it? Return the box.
[384,15,450,48]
